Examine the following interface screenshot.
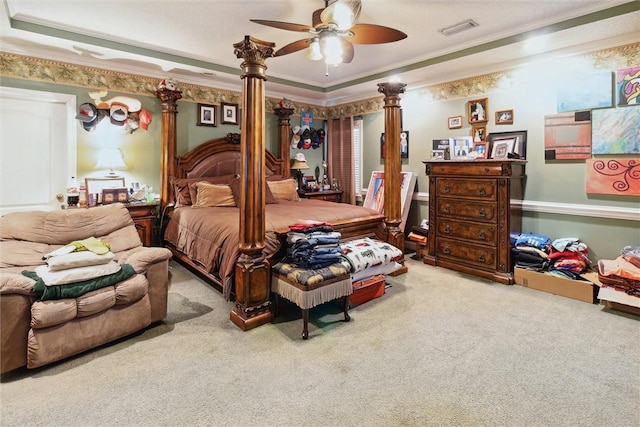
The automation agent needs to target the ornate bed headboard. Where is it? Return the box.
[175,133,285,179]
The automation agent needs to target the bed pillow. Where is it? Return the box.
[229,177,278,206]
[267,178,300,202]
[172,175,236,207]
[192,182,236,207]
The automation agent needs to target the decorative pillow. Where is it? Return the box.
[229,177,278,206]
[172,175,236,207]
[192,182,236,207]
[267,178,300,202]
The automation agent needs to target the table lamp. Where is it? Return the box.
[291,153,310,190]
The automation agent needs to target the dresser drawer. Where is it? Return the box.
[436,178,496,200]
[427,162,510,177]
[437,199,497,222]
[436,237,497,269]
[437,219,497,245]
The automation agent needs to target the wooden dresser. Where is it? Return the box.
[422,160,526,284]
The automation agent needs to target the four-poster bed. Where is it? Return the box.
[156,36,407,331]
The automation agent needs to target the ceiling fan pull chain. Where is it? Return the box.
[325,62,329,77]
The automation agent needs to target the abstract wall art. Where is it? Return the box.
[586,158,640,196]
[591,107,640,154]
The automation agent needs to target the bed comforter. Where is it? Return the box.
[164,199,382,299]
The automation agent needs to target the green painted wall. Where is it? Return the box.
[360,62,639,261]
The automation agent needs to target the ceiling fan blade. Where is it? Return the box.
[340,39,355,63]
[275,38,314,57]
[250,19,314,33]
[320,0,362,31]
[349,23,407,44]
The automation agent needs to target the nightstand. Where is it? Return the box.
[298,190,343,203]
[124,202,159,247]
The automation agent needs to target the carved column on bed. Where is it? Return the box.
[155,87,183,211]
[230,35,276,331]
[274,106,294,178]
[378,82,408,275]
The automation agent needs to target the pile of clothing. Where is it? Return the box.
[597,246,640,299]
[512,233,592,278]
[285,221,342,269]
[23,237,134,300]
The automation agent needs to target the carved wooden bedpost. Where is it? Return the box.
[274,106,294,178]
[155,87,182,211]
[230,36,276,331]
[378,82,408,275]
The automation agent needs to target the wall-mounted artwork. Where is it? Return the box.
[556,71,614,112]
[586,158,640,196]
[381,131,410,159]
[617,66,640,106]
[544,112,592,160]
[591,107,640,154]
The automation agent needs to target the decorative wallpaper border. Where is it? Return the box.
[1,42,637,119]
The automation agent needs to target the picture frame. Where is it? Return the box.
[487,130,528,159]
[400,131,409,159]
[448,116,462,129]
[490,138,514,160]
[221,102,239,125]
[471,125,486,142]
[85,177,126,206]
[381,131,410,159]
[450,136,473,159]
[495,109,514,124]
[197,103,217,127]
[102,188,129,205]
[85,177,126,196]
[468,98,489,124]
[472,142,488,159]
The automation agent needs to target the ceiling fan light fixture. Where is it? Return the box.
[320,33,343,65]
[306,38,323,61]
[438,19,479,36]
[325,0,362,31]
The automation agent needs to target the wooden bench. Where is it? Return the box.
[271,262,352,340]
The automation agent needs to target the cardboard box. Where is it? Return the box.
[514,267,598,304]
[350,275,385,307]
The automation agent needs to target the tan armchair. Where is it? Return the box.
[0,203,172,374]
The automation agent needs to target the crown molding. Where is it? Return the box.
[1,42,637,119]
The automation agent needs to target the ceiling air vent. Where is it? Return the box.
[438,19,479,36]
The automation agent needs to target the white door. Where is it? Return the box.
[0,87,76,214]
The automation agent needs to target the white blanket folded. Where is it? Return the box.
[46,251,116,271]
[35,262,121,286]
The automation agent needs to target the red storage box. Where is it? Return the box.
[350,275,385,307]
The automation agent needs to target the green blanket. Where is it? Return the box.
[23,264,135,301]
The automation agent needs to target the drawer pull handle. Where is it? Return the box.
[479,208,486,217]
[479,188,486,195]
[444,185,450,193]
[443,205,450,213]
[478,254,486,262]
[443,246,451,255]
[478,231,486,240]
[444,225,451,234]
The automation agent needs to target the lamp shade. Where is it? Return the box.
[291,153,309,170]
[95,147,127,176]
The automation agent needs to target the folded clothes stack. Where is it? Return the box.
[285,221,342,270]
[23,237,134,300]
[511,233,592,278]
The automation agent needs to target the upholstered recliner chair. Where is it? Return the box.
[0,203,173,374]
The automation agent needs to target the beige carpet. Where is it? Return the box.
[1,258,639,427]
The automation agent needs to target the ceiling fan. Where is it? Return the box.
[250,0,407,66]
